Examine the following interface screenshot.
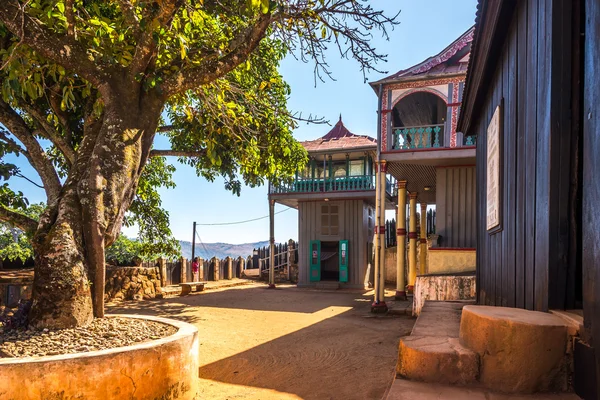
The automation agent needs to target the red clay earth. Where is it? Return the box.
[109,283,415,400]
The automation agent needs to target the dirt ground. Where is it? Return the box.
[109,283,415,400]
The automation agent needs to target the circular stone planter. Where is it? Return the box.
[0,314,199,400]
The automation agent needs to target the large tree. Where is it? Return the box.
[0,0,398,329]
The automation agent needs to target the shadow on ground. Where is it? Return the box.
[108,284,415,400]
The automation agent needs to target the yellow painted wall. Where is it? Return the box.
[428,249,476,274]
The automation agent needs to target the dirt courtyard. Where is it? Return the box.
[109,283,415,400]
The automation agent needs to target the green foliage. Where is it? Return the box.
[0,0,396,262]
[124,157,181,260]
[105,234,143,265]
[0,202,44,262]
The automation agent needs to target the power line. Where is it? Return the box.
[195,208,291,226]
[194,231,210,256]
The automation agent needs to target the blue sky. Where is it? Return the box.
[4,1,477,246]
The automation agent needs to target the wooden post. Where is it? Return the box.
[287,240,293,281]
[378,161,387,305]
[408,193,418,292]
[420,203,428,275]
[159,257,167,287]
[268,199,276,288]
[396,180,408,300]
[371,160,388,313]
[180,257,187,283]
[226,257,233,280]
[199,257,204,281]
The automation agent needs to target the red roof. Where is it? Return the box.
[370,26,474,86]
[301,116,376,152]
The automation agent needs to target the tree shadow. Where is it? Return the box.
[197,304,414,400]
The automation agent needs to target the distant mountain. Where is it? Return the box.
[179,240,269,260]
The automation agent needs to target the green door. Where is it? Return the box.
[309,240,321,282]
[339,240,349,282]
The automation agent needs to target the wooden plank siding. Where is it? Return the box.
[583,0,600,386]
[467,1,577,312]
[435,166,477,248]
[297,200,370,288]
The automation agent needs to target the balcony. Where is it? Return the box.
[392,124,444,150]
[270,175,396,196]
[270,175,374,194]
[391,124,478,151]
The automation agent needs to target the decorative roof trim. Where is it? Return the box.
[370,26,474,87]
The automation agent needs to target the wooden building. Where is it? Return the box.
[458,0,600,397]
[369,28,478,309]
[268,118,392,288]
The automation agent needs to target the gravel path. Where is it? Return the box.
[109,283,415,400]
[0,317,176,358]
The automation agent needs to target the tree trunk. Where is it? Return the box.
[30,187,94,328]
[29,91,163,329]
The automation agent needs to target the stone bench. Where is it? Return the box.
[179,281,207,296]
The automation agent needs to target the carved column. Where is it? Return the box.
[396,180,408,300]
[408,192,418,292]
[371,160,388,312]
[420,203,428,275]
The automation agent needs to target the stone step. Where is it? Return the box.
[397,336,479,385]
[397,301,478,385]
[459,305,570,393]
[315,282,340,290]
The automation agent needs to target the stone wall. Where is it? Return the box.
[412,273,476,316]
[104,266,162,302]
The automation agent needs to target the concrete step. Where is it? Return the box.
[386,377,579,400]
[397,301,478,385]
[459,305,570,393]
[315,282,340,290]
[397,336,478,385]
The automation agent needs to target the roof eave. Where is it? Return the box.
[458,0,514,133]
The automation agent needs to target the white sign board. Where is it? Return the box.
[486,105,501,231]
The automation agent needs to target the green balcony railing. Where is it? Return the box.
[270,175,377,195]
[392,124,444,150]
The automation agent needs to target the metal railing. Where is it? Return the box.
[270,175,376,194]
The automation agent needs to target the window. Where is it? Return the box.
[321,204,340,236]
[350,160,364,176]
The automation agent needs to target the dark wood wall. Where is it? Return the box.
[435,166,477,248]
[471,0,578,311]
[582,0,600,389]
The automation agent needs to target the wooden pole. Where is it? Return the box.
[268,199,276,289]
[420,203,428,275]
[408,193,418,293]
[372,161,381,307]
[191,221,196,265]
[378,161,387,305]
[396,180,408,300]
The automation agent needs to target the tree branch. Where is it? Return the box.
[129,0,182,76]
[0,203,38,233]
[0,0,108,87]
[0,98,61,203]
[161,13,272,96]
[20,102,76,165]
[149,149,206,157]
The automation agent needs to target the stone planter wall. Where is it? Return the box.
[104,266,162,302]
[0,314,199,400]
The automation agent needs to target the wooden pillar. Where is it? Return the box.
[159,258,167,287]
[372,160,388,313]
[378,161,387,303]
[180,256,187,283]
[396,180,408,300]
[420,203,428,275]
[408,192,418,292]
[268,199,276,288]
